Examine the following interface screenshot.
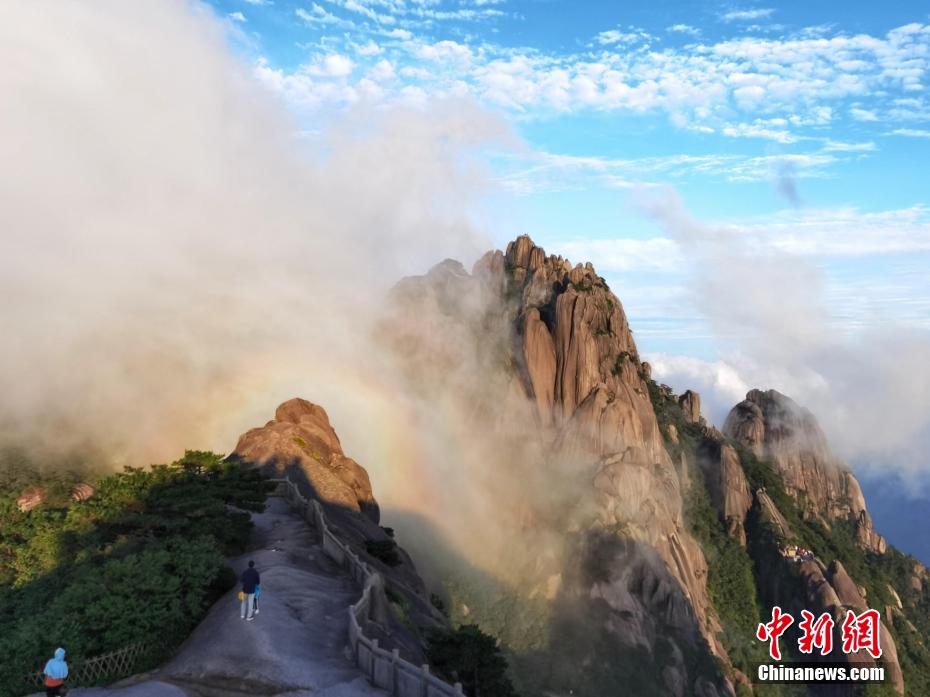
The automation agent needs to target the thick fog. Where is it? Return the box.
[641,188,930,484]
[0,0,507,471]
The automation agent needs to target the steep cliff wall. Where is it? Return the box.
[385,235,734,696]
[723,389,885,554]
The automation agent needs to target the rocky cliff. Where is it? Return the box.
[231,398,448,665]
[240,235,930,697]
[684,387,930,695]
[385,235,734,696]
[232,397,380,522]
[723,389,886,554]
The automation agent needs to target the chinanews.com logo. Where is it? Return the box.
[752,606,886,685]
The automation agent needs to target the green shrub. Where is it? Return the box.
[612,351,633,376]
[427,624,519,697]
[0,451,270,694]
[365,539,401,566]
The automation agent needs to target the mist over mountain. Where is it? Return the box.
[372,235,930,696]
[3,3,930,697]
[0,0,506,469]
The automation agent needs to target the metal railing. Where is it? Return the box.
[272,478,465,697]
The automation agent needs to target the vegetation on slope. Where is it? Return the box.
[648,377,930,696]
[648,380,782,695]
[428,624,519,697]
[0,450,271,694]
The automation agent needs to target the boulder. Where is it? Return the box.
[232,398,379,522]
[70,483,95,502]
[16,487,45,512]
[678,390,702,424]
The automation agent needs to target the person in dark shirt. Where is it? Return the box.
[240,560,260,621]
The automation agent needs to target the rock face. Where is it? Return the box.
[16,483,95,511]
[679,390,703,425]
[718,389,906,692]
[698,438,752,545]
[486,238,721,669]
[779,558,905,694]
[723,389,885,553]
[16,487,45,512]
[232,398,449,666]
[379,236,930,697]
[232,398,380,522]
[389,235,731,695]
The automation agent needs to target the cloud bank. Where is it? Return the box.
[638,189,930,484]
[0,0,506,468]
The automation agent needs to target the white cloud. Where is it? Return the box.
[556,203,930,270]
[356,40,382,56]
[639,191,930,476]
[555,238,684,273]
[228,11,246,22]
[368,58,396,81]
[850,107,879,121]
[497,148,850,193]
[256,17,930,147]
[646,354,751,425]
[0,0,510,471]
[667,24,700,37]
[821,139,876,152]
[296,4,339,25]
[725,205,930,257]
[316,53,355,77]
[889,128,930,137]
[416,40,473,63]
[242,0,272,5]
[721,120,797,143]
[595,29,650,46]
[721,8,775,22]
[339,0,396,24]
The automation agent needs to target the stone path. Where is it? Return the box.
[46,497,386,697]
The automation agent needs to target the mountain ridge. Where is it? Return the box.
[379,234,930,697]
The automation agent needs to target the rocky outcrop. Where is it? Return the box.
[723,389,885,553]
[825,561,903,692]
[232,399,449,666]
[232,398,379,522]
[698,438,752,544]
[487,238,722,666]
[756,489,795,540]
[16,482,95,511]
[522,307,557,427]
[390,235,732,695]
[721,388,907,693]
[16,487,45,512]
[679,390,703,425]
[70,483,95,501]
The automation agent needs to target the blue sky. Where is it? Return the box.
[204,1,930,529]
[207,0,930,357]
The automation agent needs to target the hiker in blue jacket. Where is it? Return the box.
[43,647,68,696]
[240,560,260,621]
